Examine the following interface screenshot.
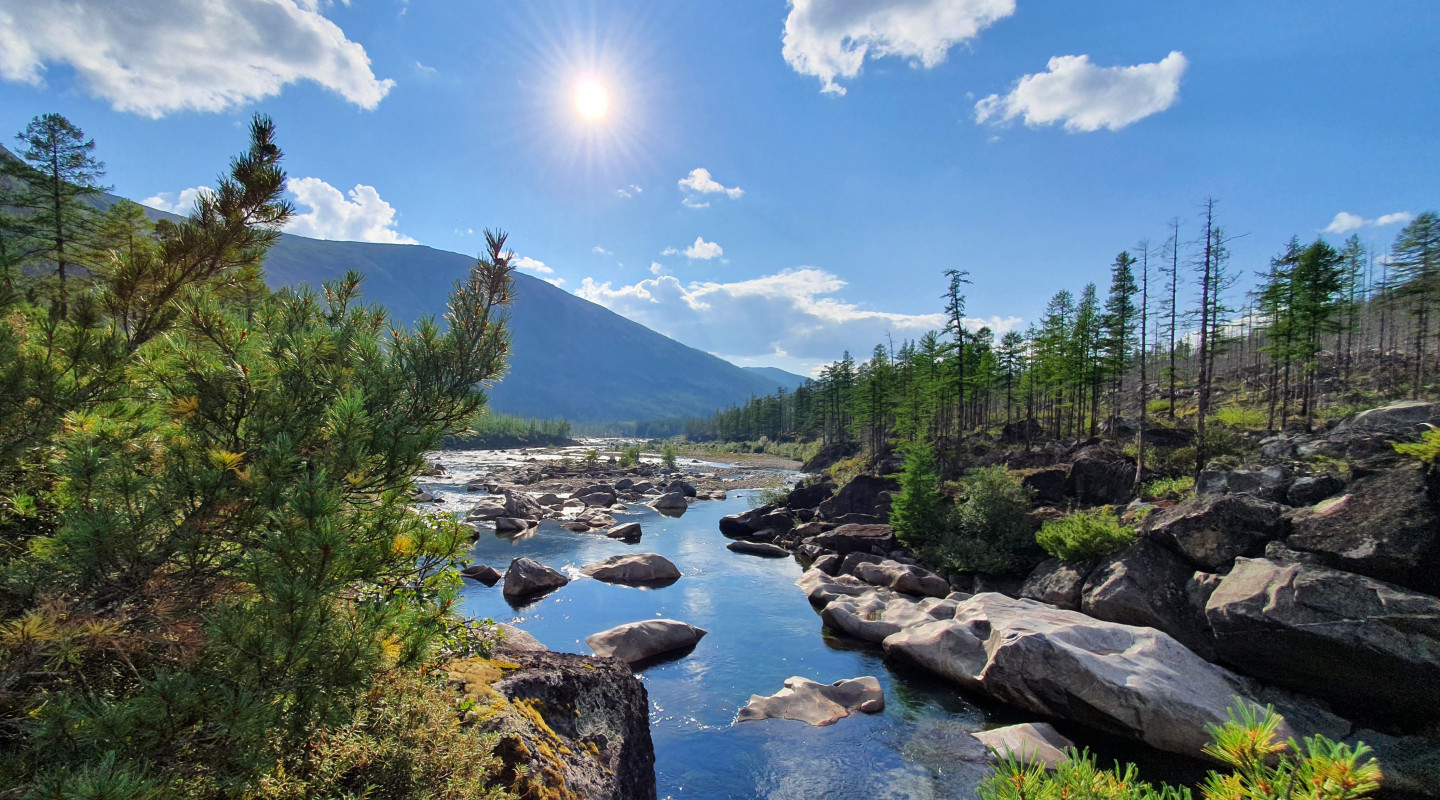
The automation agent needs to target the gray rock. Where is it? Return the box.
[606,522,642,542]
[585,619,707,664]
[727,540,791,557]
[812,553,842,576]
[1335,400,1440,435]
[1020,558,1094,610]
[972,722,1075,768]
[810,523,898,556]
[461,563,502,586]
[1283,474,1343,507]
[1082,539,1215,659]
[581,553,681,585]
[502,557,570,600]
[1142,492,1287,571]
[494,622,548,652]
[1346,729,1440,797]
[466,502,506,521]
[649,492,688,511]
[1064,446,1137,505]
[502,489,544,519]
[796,568,873,605]
[822,590,934,643]
[854,560,951,598]
[838,551,884,576]
[736,676,884,726]
[495,516,532,534]
[562,521,592,533]
[1196,466,1288,502]
[1205,557,1440,719]
[883,592,1272,756]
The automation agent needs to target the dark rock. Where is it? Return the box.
[838,551,884,576]
[606,522,643,542]
[999,418,1045,444]
[813,553,842,576]
[581,553,681,585]
[801,441,861,473]
[756,510,795,533]
[785,481,835,509]
[1019,558,1094,610]
[495,516,532,534]
[1019,467,1069,506]
[811,524,898,556]
[1346,729,1440,796]
[1064,447,1137,505]
[1283,474,1344,507]
[649,492,688,511]
[1196,466,1288,502]
[460,650,657,800]
[727,540,791,558]
[790,520,833,539]
[1285,464,1440,593]
[829,512,884,526]
[1205,557,1440,719]
[1141,426,1194,448]
[1335,400,1440,436]
[664,479,697,498]
[1142,493,1288,571]
[502,489,544,519]
[1082,539,1215,659]
[503,557,570,600]
[461,563,502,586]
[719,508,765,537]
[818,475,900,521]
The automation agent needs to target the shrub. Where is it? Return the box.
[1141,475,1195,502]
[583,449,599,464]
[933,466,1038,576]
[978,703,1381,800]
[891,443,947,553]
[1395,427,1440,466]
[1145,398,1172,415]
[1037,507,1136,562]
[1213,405,1268,430]
[617,446,641,467]
[661,442,679,470]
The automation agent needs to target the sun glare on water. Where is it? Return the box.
[574,78,610,121]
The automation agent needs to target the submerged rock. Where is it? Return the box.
[736,676,884,726]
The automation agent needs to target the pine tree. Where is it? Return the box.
[1103,250,1139,425]
[1390,212,1440,398]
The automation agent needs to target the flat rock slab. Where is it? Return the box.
[581,553,681,585]
[736,676,884,726]
[586,619,707,664]
[971,722,1074,768]
[727,540,791,557]
[494,622,548,652]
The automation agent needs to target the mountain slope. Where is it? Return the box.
[743,366,809,391]
[260,237,786,421]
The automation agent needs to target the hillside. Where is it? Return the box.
[259,236,787,421]
[743,365,809,391]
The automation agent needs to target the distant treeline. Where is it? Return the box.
[443,413,573,448]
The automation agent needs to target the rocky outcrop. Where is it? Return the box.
[883,592,1270,756]
[1204,557,1440,720]
[453,651,656,800]
[1142,493,1287,571]
[818,475,898,521]
[1020,558,1094,610]
[1081,539,1214,659]
[735,676,884,726]
[1196,466,1287,502]
[581,553,681,586]
[1063,446,1136,506]
[796,568,875,606]
[1335,400,1440,436]
[806,523,897,556]
[1285,464,1440,594]
[853,560,950,598]
[821,589,958,644]
[503,557,571,600]
[785,481,834,509]
[586,619,707,664]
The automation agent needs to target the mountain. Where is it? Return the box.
[742,366,809,391]
[259,237,787,421]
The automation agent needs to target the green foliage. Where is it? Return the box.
[1037,507,1136,561]
[661,442,679,469]
[1213,405,1268,430]
[979,704,1382,800]
[1394,428,1440,466]
[926,466,1038,576]
[1141,475,1195,502]
[891,443,946,552]
[443,413,572,449]
[0,115,516,796]
[583,449,600,465]
[617,445,641,467]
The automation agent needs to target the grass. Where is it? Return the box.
[1141,475,1195,502]
[1036,507,1136,562]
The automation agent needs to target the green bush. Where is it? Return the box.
[1213,405,1268,430]
[979,703,1380,800]
[1141,475,1195,502]
[661,442,679,470]
[583,449,599,464]
[932,466,1038,576]
[891,443,947,552]
[1036,507,1136,562]
[1395,428,1440,466]
[617,445,641,467]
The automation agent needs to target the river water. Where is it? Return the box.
[427,450,1201,799]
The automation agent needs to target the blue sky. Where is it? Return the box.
[1,1,1436,376]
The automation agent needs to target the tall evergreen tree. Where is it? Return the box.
[1390,212,1440,397]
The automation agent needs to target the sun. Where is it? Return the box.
[574,78,610,121]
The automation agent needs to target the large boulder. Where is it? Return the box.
[494,622,548,652]
[466,501,506,521]
[1285,464,1440,594]
[649,492,688,511]
[719,507,766,537]
[503,557,571,600]
[502,489,544,519]
[1081,539,1214,659]
[1063,447,1137,506]
[1019,558,1094,610]
[461,563,503,586]
[882,592,1270,756]
[1019,467,1069,506]
[786,481,835,509]
[853,560,950,598]
[664,479,697,498]
[1195,466,1288,502]
[1283,474,1344,507]
[821,590,954,644]
[581,553,681,586]
[818,475,899,521]
[1205,557,1440,719]
[735,676,884,726]
[727,540,791,558]
[586,619,707,665]
[606,522,643,542]
[807,523,898,556]
[1335,400,1440,435]
[1142,493,1288,571]
[456,650,656,800]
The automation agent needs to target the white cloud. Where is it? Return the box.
[141,186,214,215]
[975,51,1187,132]
[454,227,474,236]
[682,197,711,209]
[513,256,553,274]
[650,261,665,275]
[782,0,1015,95]
[592,246,612,255]
[673,237,720,258]
[1323,210,1414,235]
[575,266,1019,362]
[414,61,437,76]
[678,168,743,200]
[615,184,642,198]
[284,177,417,244]
[545,277,566,287]
[0,0,393,118]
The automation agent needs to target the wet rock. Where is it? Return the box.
[736,676,884,726]
[461,563,502,586]
[1205,557,1440,719]
[971,722,1075,768]
[585,619,707,664]
[503,557,570,600]
[727,540,791,557]
[883,592,1272,756]
[606,522,643,542]
[1142,493,1287,571]
[581,553,681,586]
[1020,558,1095,610]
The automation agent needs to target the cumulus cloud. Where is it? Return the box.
[678,168,743,203]
[650,261,665,275]
[142,186,214,215]
[975,51,1187,132]
[672,237,723,260]
[285,177,417,244]
[783,0,1015,95]
[513,256,553,274]
[0,0,393,117]
[575,266,1018,363]
[615,184,642,198]
[1323,210,1414,234]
